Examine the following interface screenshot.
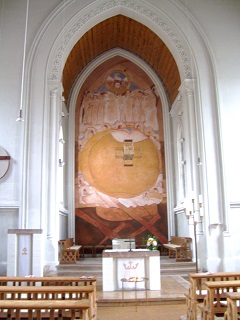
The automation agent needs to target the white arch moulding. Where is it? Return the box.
[67,47,174,239]
[22,0,225,269]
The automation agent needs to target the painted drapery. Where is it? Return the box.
[75,69,168,246]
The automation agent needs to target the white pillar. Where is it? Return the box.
[45,81,62,266]
[179,79,200,201]
[177,80,202,267]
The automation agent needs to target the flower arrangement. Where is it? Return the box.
[146,234,158,250]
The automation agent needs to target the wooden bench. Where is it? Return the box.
[0,275,97,287]
[224,292,240,320]
[0,285,95,319]
[163,236,192,261]
[58,238,82,264]
[186,272,240,320]
[0,299,90,320]
[197,280,240,320]
[0,276,97,316]
[0,276,97,319]
[82,245,95,257]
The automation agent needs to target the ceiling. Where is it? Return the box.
[62,15,181,107]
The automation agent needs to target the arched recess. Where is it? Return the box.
[23,0,225,270]
[68,48,173,246]
[50,2,196,245]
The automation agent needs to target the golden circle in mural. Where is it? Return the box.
[105,71,131,95]
[81,130,160,198]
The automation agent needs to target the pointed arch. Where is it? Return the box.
[22,0,224,270]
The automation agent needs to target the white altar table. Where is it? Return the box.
[102,249,161,291]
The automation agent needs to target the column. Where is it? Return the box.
[179,79,199,200]
[45,81,62,265]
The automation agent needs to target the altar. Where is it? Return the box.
[102,249,161,291]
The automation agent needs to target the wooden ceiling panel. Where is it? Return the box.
[62,15,180,106]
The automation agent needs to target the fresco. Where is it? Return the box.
[75,69,168,247]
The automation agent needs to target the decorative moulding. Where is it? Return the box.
[51,0,191,81]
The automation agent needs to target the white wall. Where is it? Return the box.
[0,0,61,274]
[0,209,18,275]
[184,0,240,269]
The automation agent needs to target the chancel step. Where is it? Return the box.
[53,256,193,306]
[55,256,196,279]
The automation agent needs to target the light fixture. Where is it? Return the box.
[184,194,203,222]
[59,138,65,144]
[115,139,142,166]
[16,0,29,122]
[183,193,203,273]
[16,110,24,122]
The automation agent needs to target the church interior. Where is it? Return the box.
[0,0,240,319]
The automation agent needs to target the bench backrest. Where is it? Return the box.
[189,272,240,298]
[171,236,190,246]
[0,285,94,300]
[0,276,97,287]
[59,238,74,250]
[0,281,96,319]
[186,272,240,320]
[204,280,240,316]
[0,299,90,320]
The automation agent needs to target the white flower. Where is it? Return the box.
[152,240,157,247]
[146,235,158,249]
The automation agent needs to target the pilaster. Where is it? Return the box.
[44,80,62,266]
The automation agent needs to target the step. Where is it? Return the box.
[55,256,196,279]
[51,256,192,306]
[56,264,102,272]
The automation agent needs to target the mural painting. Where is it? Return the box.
[75,68,168,248]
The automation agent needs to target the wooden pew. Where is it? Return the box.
[197,280,240,320]
[224,292,240,320]
[0,299,90,320]
[0,285,95,319]
[163,236,192,261]
[59,238,82,264]
[186,272,240,320]
[0,276,97,318]
[0,275,96,284]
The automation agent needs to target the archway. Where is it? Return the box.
[23,0,223,271]
[57,3,197,260]
[64,12,183,247]
[72,54,169,248]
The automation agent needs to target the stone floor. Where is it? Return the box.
[97,303,188,320]
[56,256,193,320]
[97,275,189,305]
[96,275,190,319]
